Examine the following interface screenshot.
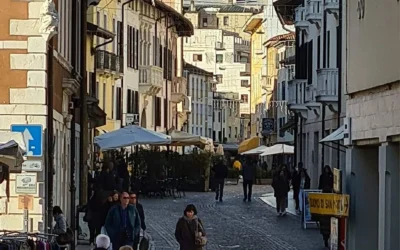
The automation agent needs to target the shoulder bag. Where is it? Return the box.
[194,219,207,247]
[56,221,74,245]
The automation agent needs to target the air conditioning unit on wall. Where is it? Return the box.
[343,117,352,146]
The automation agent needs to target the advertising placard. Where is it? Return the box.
[301,189,322,229]
[333,168,341,193]
[308,193,350,217]
[15,173,37,194]
[330,217,338,250]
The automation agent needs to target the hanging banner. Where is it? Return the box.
[261,118,274,136]
[308,193,350,217]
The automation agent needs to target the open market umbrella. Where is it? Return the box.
[94,125,171,150]
[259,144,294,156]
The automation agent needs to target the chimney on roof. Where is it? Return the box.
[190,0,195,11]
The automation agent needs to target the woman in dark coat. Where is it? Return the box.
[272,170,290,216]
[318,165,334,248]
[175,204,206,250]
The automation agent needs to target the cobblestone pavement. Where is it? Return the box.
[140,184,325,250]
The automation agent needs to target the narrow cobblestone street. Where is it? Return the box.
[140,185,324,250]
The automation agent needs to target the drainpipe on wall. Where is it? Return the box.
[46,36,55,234]
[337,0,343,169]
[79,0,89,206]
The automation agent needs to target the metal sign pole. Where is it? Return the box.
[23,209,29,232]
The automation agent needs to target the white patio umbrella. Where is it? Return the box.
[260,144,294,156]
[241,145,268,155]
[94,125,171,150]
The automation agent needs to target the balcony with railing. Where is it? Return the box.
[171,77,187,103]
[316,68,339,111]
[240,63,251,76]
[234,42,250,53]
[96,50,111,72]
[138,65,163,95]
[110,54,123,77]
[325,0,339,18]
[306,0,323,28]
[305,85,321,115]
[96,50,123,77]
[215,41,225,50]
[295,7,309,32]
[288,79,308,118]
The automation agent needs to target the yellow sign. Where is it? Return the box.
[333,168,341,193]
[308,193,350,217]
[18,195,33,210]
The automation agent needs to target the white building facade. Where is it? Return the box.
[345,0,400,249]
[276,0,345,186]
[183,29,251,116]
[184,63,214,138]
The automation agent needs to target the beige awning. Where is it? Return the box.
[169,130,211,149]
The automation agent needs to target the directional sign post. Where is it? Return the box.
[11,125,43,157]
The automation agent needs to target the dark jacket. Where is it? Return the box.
[97,170,118,192]
[212,163,228,179]
[104,204,141,246]
[175,217,205,250]
[241,162,256,181]
[292,171,311,190]
[135,203,146,231]
[272,175,290,198]
[318,173,334,193]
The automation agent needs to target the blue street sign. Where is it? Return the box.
[11,124,43,157]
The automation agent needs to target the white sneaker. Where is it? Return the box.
[282,211,287,216]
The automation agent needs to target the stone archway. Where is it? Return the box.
[140,108,147,128]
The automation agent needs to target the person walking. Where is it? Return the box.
[129,192,146,250]
[291,162,303,213]
[105,192,141,250]
[175,204,206,250]
[272,170,290,216]
[318,165,334,248]
[52,206,68,250]
[241,157,256,202]
[212,157,228,202]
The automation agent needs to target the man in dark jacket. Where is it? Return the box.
[212,157,228,202]
[97,162,119,192]
[129,192,145,250]
[241,157,256,202]
[105,192,141,250]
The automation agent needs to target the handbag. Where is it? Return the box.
[194,219,207,247]
[139,231,150,250]
[56,224,74,245]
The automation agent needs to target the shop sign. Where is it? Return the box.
[15,173,37,194]
[333,168,341,193]
[308,193,350,217]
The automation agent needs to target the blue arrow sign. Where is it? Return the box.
[11,124,43,157]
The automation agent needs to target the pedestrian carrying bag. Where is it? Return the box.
[139,231,150,250]
[194,219,207,247]
[56,225,74,245]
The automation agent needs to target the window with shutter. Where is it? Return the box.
[127,89,132,113]
[116,87,122,120]
[163,47,167,78]
[164,98,168,128]
[127,26,131,67]
[134,91,139,113]
[136,29,139,69]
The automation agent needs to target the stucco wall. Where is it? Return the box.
[347,0,400,93]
